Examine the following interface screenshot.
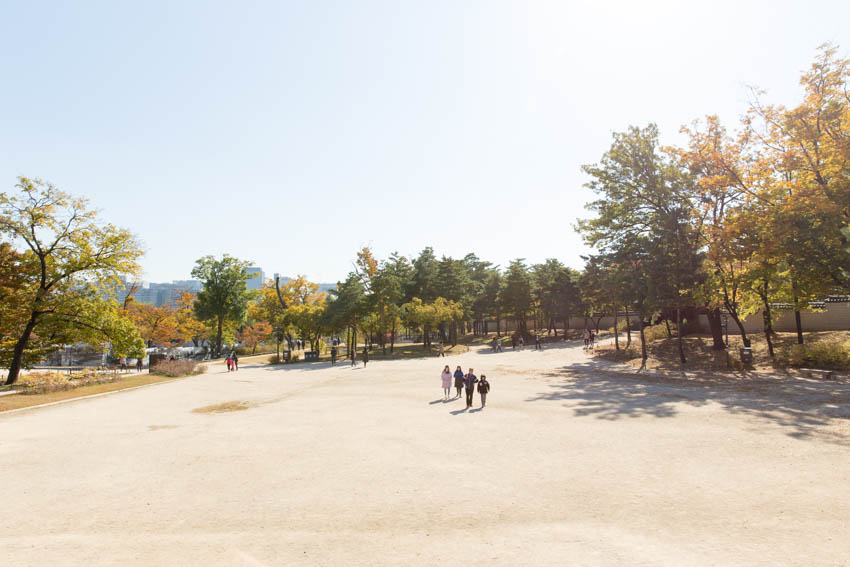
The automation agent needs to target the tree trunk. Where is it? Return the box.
[664,318,672,338]
[216,318,224,357]
[390,320,396,353]
[794,309,804,345]
[638,317,648,370]
[613,305,620,351]
[5,314,39,385]
[676,306,686,364]
[625,308,632,348]
[761,281,775,358]
[707,308,725,350]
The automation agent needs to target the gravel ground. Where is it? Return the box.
[1,340,848,566]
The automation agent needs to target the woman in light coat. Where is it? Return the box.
[441,365,452,400]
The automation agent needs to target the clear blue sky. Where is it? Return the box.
[2,0,848,283]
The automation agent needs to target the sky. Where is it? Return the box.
[2,0,849,284]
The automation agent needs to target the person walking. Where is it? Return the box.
[453,366,464,398]
[225,353,233,371]
[438,342,445,357]
[463,368,479,409]
[511,335,517,350]
[331,345,338,365]
[136,357,143,373]
[535,333,542,350]
[441,365,452,400]
[583,328,590,349]
[362,346,369,367]
[478,375,490,408]
[232,352,239,371]
[519,336,525,350]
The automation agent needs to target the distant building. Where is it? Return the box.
[109,278,203,307]
[246,267,265,291]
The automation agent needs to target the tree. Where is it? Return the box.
[239,321,273,354]
[191,255,252,357]
[0,178,145,384]
[127,302,181,348]
[408,247,439,302]
[371,253,412,353]
[499,259,533,338]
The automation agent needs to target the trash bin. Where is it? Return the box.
[739,347,753,364]
[283,350,291,362]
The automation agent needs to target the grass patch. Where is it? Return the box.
[0,374,177,412]
[192,400,252,413]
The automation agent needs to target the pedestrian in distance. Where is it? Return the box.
[232,352,239,371]
[439,342,445,357]
[519,336,525,350]
[535,333,542,350]
[453,366,464,398]
[511,335,517,350]
[441,365,452,400]
[463,368,479,409]
[136,358,143,373]
[478,375,490,408]
[583,329,590,350]
[491,337,498,352]
[362,346,369,367]
[588,330,595,350]
[225,353,233,371]
[331,346,338,365]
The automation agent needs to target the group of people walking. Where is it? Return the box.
[329,345,370,367]
[491,333,544,352]
[225,352,239,371]
[441,365,490,409]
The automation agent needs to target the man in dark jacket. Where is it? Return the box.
[463,368,478,409]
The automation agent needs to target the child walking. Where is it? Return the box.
[453,366,464,398]
[441,365,452,400]
[478,375,491,408]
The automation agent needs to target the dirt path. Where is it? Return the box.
[1,340,848,565]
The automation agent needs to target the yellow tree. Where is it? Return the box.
[0,178,145,384]
[238,321,273,354]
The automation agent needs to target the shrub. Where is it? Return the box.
[642,324,669,342]
[783,341,850,370]
[17,372,71,394]
[150,359,207,378]
[16,370,129,395]
[267,355,284,365]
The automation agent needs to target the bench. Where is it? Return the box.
[801,368,835,380]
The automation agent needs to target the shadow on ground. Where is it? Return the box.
[528,359,850,445]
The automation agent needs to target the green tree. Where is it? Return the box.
[191,255,252,357]
[0,178,145,384]
[499,259,533,338]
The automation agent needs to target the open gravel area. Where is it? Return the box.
[1,340,849,566]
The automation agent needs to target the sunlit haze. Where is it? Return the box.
[2,0,848,282]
